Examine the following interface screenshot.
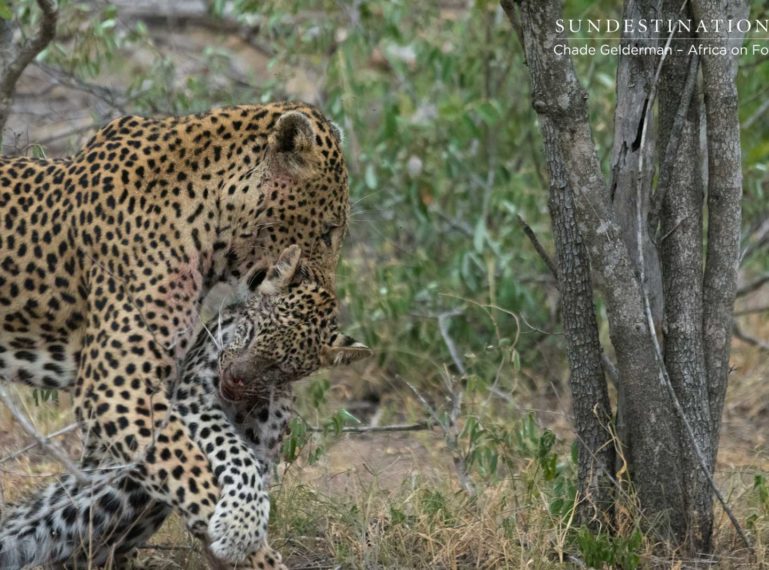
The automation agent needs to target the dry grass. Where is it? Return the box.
[0,334,767,569]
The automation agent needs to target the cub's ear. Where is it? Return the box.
[329,121,344,144]
[259,245,302,295]
[270,111,315,154]
[321,333,372,367]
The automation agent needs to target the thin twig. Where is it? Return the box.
[400,377,439,425]
[741,217,769,264]
[601,354,619,389]
[516,214,558,279]
[432,209,473,238]
[733,323,769,352]
[500,0,525,57]
[0,382,87,483]
[736,273,769,298]
[34,62,129,113]
[742,97,769,130]
[401,375,475,496]
[438,309,467,377]
[734,304,769,316]
[137,544,195,551]
[307,421,432,434]
[436,311,474,496]
[0,422,77,465]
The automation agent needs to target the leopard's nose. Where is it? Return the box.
[226,360,251,385]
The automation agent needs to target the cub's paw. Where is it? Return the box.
[249,545,288,569]
[207,487,270,563]
[205,544,288,570]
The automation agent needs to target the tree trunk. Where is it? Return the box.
[690,0,747,459]
[510,0,688,540]
[657,3,712,550]
[505,0,747,553]
[543,117,615,526]
[610,0,663,334]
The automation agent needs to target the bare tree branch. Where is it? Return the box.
[438,309,467,377]
[635,231,752,550]
[504,3,616,527]
[516,214,558,279]
[740,217,769,263]
[0,0,58,137]
[401,375,475,496]
[733,323,769,352]
[0,422,77,465]
[734,304,769,316]
[0,382,86,483]
[610,0,668,330]
[736,273,769,298]
[308,421,432,434]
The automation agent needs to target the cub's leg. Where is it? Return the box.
[74,273,267,562]
[0,471,168,569]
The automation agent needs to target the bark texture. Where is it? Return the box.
[0,0,58,144]
[512,0,687,538]
[689,0,747,457]
[610,0,663,332]
[544,117,615,526]
[506,0,747,552]
[658,3,712,549]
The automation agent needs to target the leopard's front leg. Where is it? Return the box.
[75,274,269,562]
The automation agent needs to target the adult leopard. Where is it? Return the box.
[0,103,352,561]
[0,245,370,569]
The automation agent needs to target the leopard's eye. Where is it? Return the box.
[321,228,333,247]
[321,222,342,247]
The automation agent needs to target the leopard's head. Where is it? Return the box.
[218,245,370,402]
[221,105,349,292]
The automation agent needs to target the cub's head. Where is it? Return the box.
[218,245,370,402]
[220,103,349,292]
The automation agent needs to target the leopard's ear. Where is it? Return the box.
[321,333,372,367]
[269,111,315,154]
[259,245,302,295]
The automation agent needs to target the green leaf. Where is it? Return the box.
[0,1,12,20]
[337,408,361,425]
[473,218,486,253]
[364,163,378,190]
[474,100,500,125]
[538,430,556,459]
[511,349,521,371]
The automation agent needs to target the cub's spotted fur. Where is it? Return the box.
[0,246,370,569]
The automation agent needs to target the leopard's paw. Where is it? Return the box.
[207,487,270,563]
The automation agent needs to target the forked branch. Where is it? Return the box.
[0,0,58,136]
